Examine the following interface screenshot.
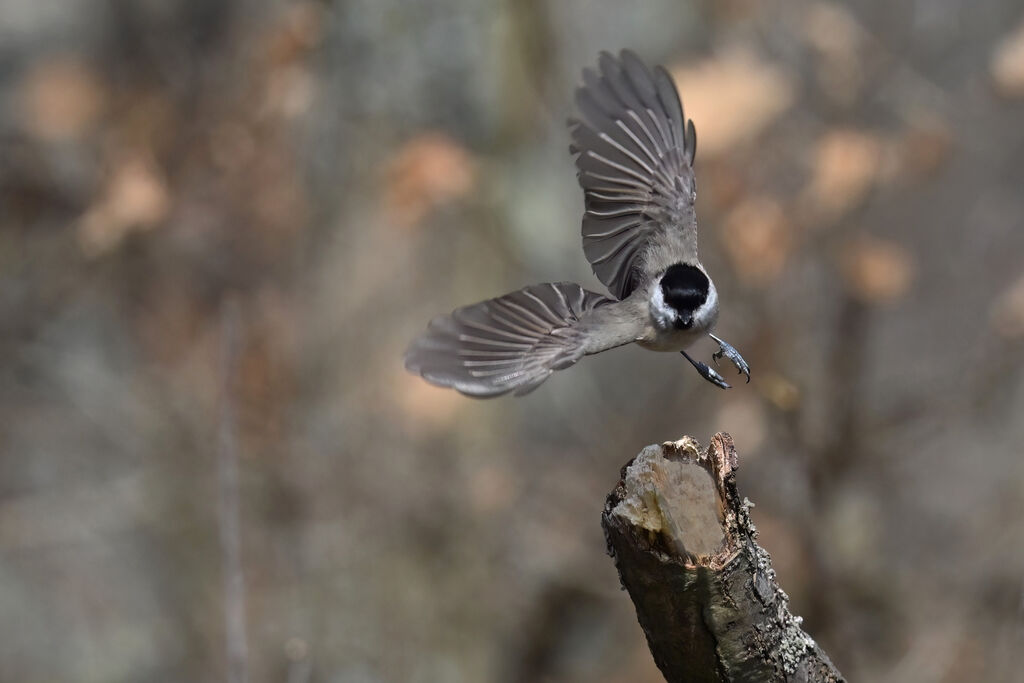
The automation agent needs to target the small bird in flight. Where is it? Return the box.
[405,50,750,397]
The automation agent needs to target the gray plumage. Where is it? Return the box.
[571,50,698,300]
[405,282,641,397]
[405,50,748,397]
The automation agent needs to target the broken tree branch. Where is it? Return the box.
[602,433,844,683]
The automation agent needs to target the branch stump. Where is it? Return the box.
[602,433,844,683]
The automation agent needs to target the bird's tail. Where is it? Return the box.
[404,282,613,398]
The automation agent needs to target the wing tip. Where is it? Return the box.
[407,341,519,399]
[618,48,644,70]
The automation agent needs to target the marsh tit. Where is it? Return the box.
[405,50,749,397]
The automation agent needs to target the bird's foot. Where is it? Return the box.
[681,351,732,390]
[710,334,750,384]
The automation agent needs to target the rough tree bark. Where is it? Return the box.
[602,433,844,683]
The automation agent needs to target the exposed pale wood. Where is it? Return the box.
[602,433,844,683]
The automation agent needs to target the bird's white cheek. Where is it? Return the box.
[649,287,675,328]
[693,285,719,329]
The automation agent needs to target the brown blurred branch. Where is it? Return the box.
[602,433,844,683]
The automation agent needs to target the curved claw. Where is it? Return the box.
[681,351,732,389]
[709,334,751,384]
[701,362,732,390]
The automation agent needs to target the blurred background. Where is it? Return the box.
[2,1,1024,681]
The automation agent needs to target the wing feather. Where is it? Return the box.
[570,50,699,299]
[405,283,626,397]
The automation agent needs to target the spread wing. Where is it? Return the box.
[404,282,620,397]
[570,50,698,300]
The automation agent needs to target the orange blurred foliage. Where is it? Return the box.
[803,129,882,223]
[840,234,915,304]
[264,1,325,67]
[78,154,170,257]
[802,2,868,108]
[991,19,1024,97]
[17,56,105,142]
[383,133,476,229]
[718,196,794,285]
[670,50,793,158]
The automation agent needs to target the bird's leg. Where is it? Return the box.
[681,350,731,390]
[709,333,750,383]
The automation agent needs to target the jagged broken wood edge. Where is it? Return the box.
[601,432,844,683]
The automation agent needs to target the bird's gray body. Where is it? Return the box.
[405,50,745,397]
